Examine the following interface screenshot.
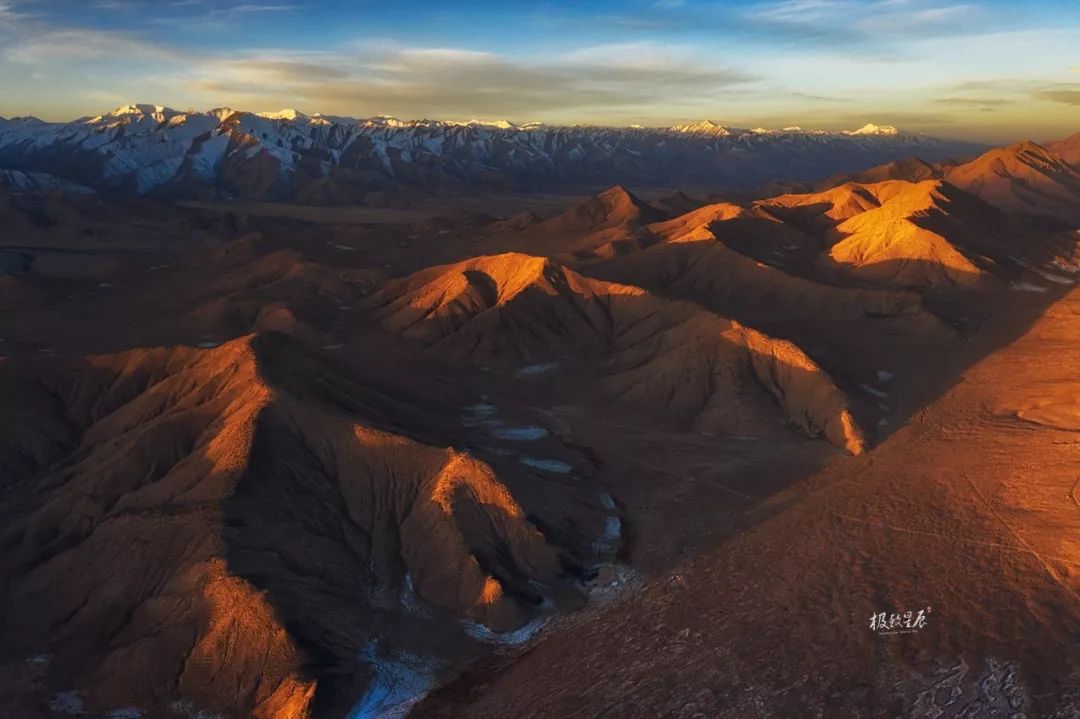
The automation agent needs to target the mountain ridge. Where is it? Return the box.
[0,104,986,207]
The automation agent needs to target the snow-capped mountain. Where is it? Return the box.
[0,105,984,205]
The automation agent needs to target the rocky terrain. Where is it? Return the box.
[0,131,1078,718]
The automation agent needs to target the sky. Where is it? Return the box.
[0,0,1077,142]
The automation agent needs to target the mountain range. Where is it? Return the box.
[2,117,1080,718]
[0,104,984,206]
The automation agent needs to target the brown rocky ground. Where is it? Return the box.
[1,134,1079,718]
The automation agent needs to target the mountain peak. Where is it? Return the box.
[670,120,730,136]
[256,108,307,121]
[845,123,900,136]
[108,104,175,117]
[451,119,518,129]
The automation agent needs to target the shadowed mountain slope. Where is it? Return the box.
[0,333,611,718]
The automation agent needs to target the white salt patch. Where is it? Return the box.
[96,282,112,288]
[488,426,548,441]
[876,370,893,383]
[326,242,356,251]
[322,343,345,350]
[464,403,497,416]
[1011,282,1047,293]
[878,418,890,427]
[195,341,221,348]
[50,691,83,715]
[349,643,438,719]
[462,616,546,645]
[515,361,561,377]
[599,493,616,510]
[519,457,572,473]
[26,653,51,667]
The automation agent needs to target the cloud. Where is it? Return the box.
[207,3,298,20]
[4,28,183,63]
[744,0,991,52]
[932,96,1013,107]
[947,77,1080,107]
[1034,90,1080,106]
[181,41,755,123]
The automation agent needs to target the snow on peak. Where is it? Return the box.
[257,108,307,121]
[670,120,730,136]
[845,123,899,136]
[108,104,174,117]
[456,119,517,130]
[209,107,239,121]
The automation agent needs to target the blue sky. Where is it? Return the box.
[0,0,1077,141]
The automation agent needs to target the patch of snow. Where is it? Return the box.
[133,155,186,194]
[26,653,51,667]
[349,642,438,719]
[860,384,889,399]
[488,426,548,441]
[195,341,221,348]
[256,108,307,121]
[168,700,223,719]
[1010,282,1047,293]
[464,402,498,416]
[462,617,546,645]
[1031,267,1074,285]
[670,120,731,136]
[190,132,229,181]
[876,370,894,383]
[518,457,573,473]
[844,123,899,136]
[50,691,84,715]
[514,361,561,377]
[106,709,144,719]
[400,573,430,617]
[586,564,639,601]
[592,515,622,555]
